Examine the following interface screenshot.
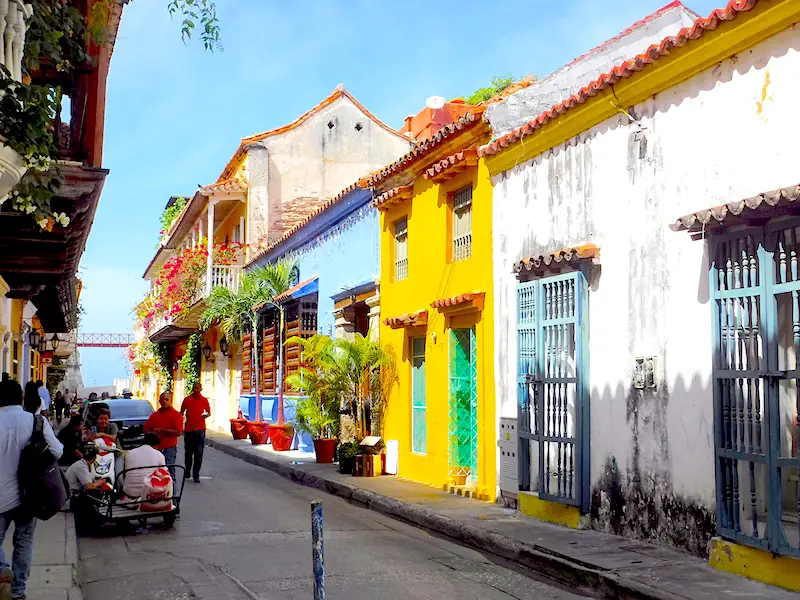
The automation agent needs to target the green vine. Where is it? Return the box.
[181,333,202,391]
[153,341,173,392]
[159,196,187,236]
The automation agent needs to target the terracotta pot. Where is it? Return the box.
[246,421,270,445]
[268,423,294,451]
[230,419,248,440]
[313,438,337,464]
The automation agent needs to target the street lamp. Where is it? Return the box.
[202,342,212,360]
[51,333,60,351]
[219,336,228,357]
[28,330,40,347]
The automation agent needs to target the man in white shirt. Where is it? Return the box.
[122,433,165,499]
[36,380,51,418]
[0,379,63,600]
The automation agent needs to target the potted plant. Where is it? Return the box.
[288,392,337,463]
[230,408,248,441]
[337,441,360,474]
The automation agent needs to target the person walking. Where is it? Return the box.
[144,392,183,479]
[36,381,50,419]
[0,379,63,600]
[180,382,210,483]
[53,391,64,424]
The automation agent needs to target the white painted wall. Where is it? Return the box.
[492,26,800,552]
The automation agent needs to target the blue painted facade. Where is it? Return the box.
[249,186,379,337]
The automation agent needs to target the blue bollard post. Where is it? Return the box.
[311,500,325,600]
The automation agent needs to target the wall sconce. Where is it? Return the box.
[219,336,229,357]
[202,343,212,360]
[51,333,60,351]
[28,330,40,347]
[37,338,46,353]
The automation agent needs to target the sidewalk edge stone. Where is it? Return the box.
[206,434,686,600]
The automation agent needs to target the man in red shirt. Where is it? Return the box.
[143,391,183,480]
[181,382,210,483]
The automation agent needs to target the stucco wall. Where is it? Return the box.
[247,96,411,245]
[491,26,800,554]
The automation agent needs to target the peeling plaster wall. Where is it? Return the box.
[492,27,800,555]
[247,96,410,245]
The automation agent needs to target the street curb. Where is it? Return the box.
[65,510,84,600]
[206,435,684,600]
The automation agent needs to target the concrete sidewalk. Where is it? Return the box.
[207,431,795,600]
[2,510,81,600]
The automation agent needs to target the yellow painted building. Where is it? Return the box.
[375,110,497,500]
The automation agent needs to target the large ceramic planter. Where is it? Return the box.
[0,140,27,204]
[246,421,270,445]
[268,423,294,451]
[312,438,337,464]
[230,418,248,440]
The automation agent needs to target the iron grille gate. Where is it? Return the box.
[517,271,590,511]
[711,219,800,557]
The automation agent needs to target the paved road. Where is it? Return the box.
[78,445,588,600]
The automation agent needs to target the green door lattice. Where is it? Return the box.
[449,328,478,484]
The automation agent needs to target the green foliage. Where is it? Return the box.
[167,0,222,51]
[159,196,187,236]
[153,342,173,392]
[460,75,515,105]
[200,257,299,345]
[23,0,90,73]
[291,396,337,439]
[181,333,203,391]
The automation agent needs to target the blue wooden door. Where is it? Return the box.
[516,272,590,511]
[711,220,800,557]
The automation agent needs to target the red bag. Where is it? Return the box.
[140,467,173,512]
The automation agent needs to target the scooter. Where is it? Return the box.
[88,435,122,485]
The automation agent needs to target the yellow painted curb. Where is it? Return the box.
[709,537,800,592]
[518,491,580,529]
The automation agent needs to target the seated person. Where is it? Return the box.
[89,409,118,446]
[57,415,84,466]
[122,433,166,499]
[66,443,110,534]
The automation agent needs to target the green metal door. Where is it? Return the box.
[449,328,478,484]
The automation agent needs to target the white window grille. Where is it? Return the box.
[395,217,408,281]
[452,186,472,261]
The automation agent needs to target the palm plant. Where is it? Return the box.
[199,256,298,422]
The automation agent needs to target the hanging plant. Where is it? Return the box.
[159,196,187,238]
[153,342,173,392]
[181,333,203,391]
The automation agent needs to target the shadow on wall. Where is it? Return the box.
[591,372,715,557]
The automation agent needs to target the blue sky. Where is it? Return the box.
[77,0,723,385]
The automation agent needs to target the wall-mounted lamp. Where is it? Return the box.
[37,338,46,353]
[219,336,229,357]
[28,330,40,347]
[202,343,212,360]
[51,333,60,351]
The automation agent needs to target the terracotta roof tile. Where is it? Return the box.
[431,291,485,310]
[424,149,479,182]
[670,184,800,233]
[480,0,758,158]
[247,181,363,266]
[383,310,428,329]
[201,177,246,194]
[373,185,413,211]
[516,244,600,274]
[363,109,487,188]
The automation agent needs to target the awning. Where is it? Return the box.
[670,184,800,233]
[515,243,599,276]
[431,291,484,313]
[383,309,428,329]
[253,277,320,313]
[331,279,377,305]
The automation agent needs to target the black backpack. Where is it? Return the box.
[18,415,69,520]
